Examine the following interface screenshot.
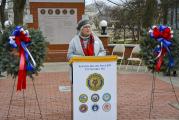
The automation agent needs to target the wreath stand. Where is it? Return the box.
[149,68,179,119]
[7,78,43,120]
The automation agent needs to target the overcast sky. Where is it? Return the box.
[85,0,121,6]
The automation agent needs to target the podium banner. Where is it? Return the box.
[71,56,117,120]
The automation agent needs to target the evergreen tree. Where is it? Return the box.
[140,29,179,75]
[140,29,158,71]
[0,26,47,78]
[0,30,4,76]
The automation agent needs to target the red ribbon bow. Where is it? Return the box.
[14,30,31,91]
[153,27,171,40]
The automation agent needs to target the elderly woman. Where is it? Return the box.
[67,19,106,60]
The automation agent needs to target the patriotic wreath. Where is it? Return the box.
[149,25,174,72]
[0,26,47,91]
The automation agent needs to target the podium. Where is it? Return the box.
[70,56,118,120]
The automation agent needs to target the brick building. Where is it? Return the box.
[28,0,85,62]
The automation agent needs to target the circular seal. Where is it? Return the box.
[62,9,67,15]
[102,103,111,112]
[48,9,53,15]
[40,9,46,15]
[92,104,99,112]
[86,73,104,91]
[91,94,100,102]
[79,94,88,103]
[79,104,88,113]
[55,9,60,15]
[102,93,111,102]
[70,9,75,15]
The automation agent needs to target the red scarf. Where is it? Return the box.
[80,34,94,56]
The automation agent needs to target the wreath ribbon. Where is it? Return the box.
[9,26,36,91]
[149,25,174,72]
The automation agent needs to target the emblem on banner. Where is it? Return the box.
[86,73,104,91]
[102,103,111,112]
[92,104,99,112]
[79,104,88,113]
[79,94,88,103]
[102,93,111,102]
[91,94,100,102]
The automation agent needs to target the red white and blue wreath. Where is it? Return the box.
[9,26,36,91]
[149,25,174,72]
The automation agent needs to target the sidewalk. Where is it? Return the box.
[40,63,179,88]
[119,65,179,88]
[0,62,178,120]
[41,62,69,72]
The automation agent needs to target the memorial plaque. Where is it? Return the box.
[38,8,77,44]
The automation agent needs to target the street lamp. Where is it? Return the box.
[4,20,12,28]
[99,20,108,35]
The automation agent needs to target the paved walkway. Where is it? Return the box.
[119,65,179,88]
[40,63,179,88]
[0,62,179,120]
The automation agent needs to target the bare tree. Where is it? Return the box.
[142,0,158,28]
[160,0,170,25]
[13,0,26,25]
[0,0,7,28]
[110,0,146,42]
[175,0,178,29]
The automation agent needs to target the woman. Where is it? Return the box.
[67,19,106,60]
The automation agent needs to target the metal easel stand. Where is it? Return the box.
[149,68,179,119]
[7,78,43,120]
